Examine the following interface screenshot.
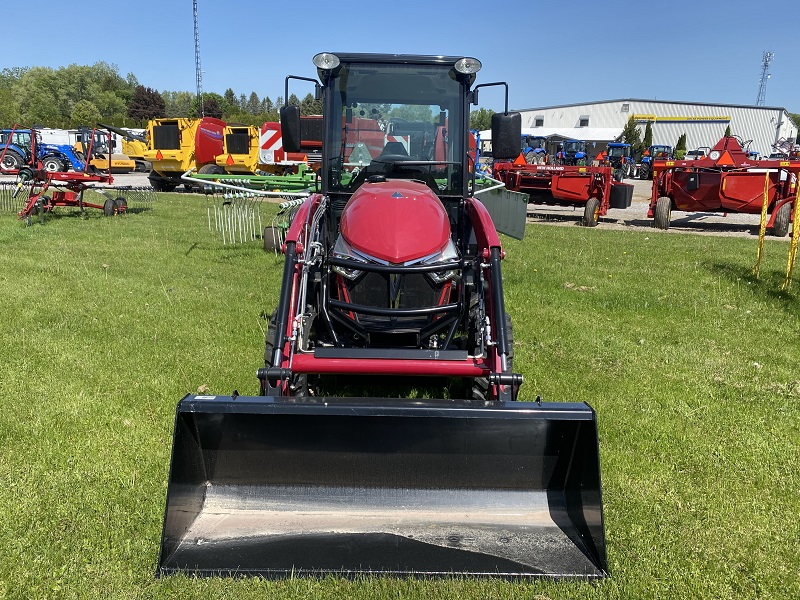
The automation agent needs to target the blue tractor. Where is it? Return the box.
[638,144,673,180]
[0,128,82,173]
[555,139,589,166]
[605,142,634,180]
[522,134,548,164]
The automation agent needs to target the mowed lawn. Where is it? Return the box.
[0,193,797,599]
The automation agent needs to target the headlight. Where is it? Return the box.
[455,57,482,75]
[331,236,366,280]
[422,239,461,284]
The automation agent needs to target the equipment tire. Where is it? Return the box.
[771,202,791,237]
[639,164,650,180]
[114,197,127,214]
[198,164,226,175]
[583,197,600,227]
[148,171,177,192]
[103,198,115,216]
[654,196,671,230]
[613,168,623,182]
[42,156,63,172]
[1,150,24,172]
[263,226,280,252]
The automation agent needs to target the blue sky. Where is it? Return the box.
[3,0,798,113]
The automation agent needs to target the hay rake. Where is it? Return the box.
[182,169,312,246]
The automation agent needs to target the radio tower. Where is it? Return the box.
[756,51,773,107]
[193,0,204,116]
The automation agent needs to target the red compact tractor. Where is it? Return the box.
[649,135,799,234]
[493,161,633,226]
[159,53,607,579]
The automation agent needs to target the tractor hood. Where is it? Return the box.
[339,180,450,264]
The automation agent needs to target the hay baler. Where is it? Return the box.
[144,117,226,191]
[158,52,608,579]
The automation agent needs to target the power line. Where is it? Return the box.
[756,51,773,107]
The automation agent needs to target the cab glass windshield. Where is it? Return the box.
[326,61,466,196]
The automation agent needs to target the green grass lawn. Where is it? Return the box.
[0,195,797,599]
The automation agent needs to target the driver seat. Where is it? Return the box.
[380,141,408,156]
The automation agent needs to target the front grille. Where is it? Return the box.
[153,124,180,150]
[346,272,441,309]
[226,132,249,154]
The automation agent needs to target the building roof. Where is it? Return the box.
[514,98,790,114]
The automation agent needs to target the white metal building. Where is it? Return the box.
[514,99,797,158]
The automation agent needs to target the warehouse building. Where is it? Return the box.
[512,99,797,160]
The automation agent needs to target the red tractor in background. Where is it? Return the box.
[649,135,799,235]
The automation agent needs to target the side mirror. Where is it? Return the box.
[491,112,521,160]
[280,105,302,153]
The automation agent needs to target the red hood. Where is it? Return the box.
[340,180,450,263]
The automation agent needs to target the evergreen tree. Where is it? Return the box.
[223,88,237,108]
[674,133,687,159]
[642,121,653,150]
[247,92,261,115]
[724,124,732,137]
[621,116,644,157]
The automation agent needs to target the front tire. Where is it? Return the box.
[654,196,672,230]
[583,197,600,227]
[771,202,791,237]
[1,150,24,172]
[42,156,64,172]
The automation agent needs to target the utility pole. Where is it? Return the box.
[756,51,773,107]
[193,0,203,116]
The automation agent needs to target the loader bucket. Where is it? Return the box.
[158,395,607,579]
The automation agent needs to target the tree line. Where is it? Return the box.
[0,62,323,130]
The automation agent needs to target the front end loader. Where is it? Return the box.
[159,52,607,579]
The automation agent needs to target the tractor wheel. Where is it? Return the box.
[771,202,791,237]
[42,156,64,173]
[1,150,23,172]
[148,171,177,192]
[114,197,128,214]
[613,168,623,182]
[469,311,514,402]
[262,309,310,396]
[103,198,116,216]
[653,196,672,230]
[639,164,650,180]
[263,226,280,252]
[583,197,600,227]
[197,164,226,175]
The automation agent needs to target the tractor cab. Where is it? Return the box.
[639,144,674,179]
[606,142,632,179]
[279,53,521,350]
[557,139,588,165]
[0,129,35,171]
[522,134,548,164]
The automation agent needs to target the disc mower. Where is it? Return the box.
[648,135,799,234]
[159,53,607,579]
